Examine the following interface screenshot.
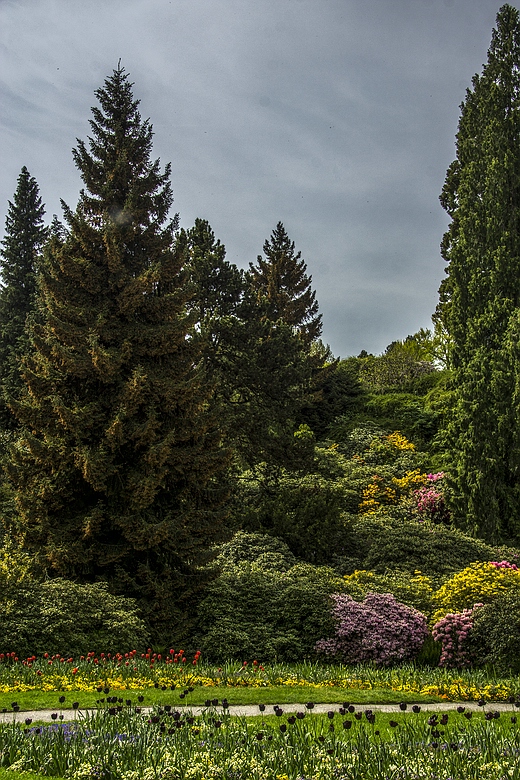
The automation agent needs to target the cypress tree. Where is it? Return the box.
[6,67,229,640]
[439,5,520,542]
[0,167,47,429]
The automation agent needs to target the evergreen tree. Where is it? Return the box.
[187,219,242,320]
[249,221,322,345]
[0,167,47,429]
[232,223,330,470]
[6,67,229,641]
[438,5,520,542]
[185,218,246,465]
[185,220,321,472]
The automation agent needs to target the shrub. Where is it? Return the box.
[0,579,149,657]
[413,472,450,524]
[432,609,475,668]
[212,531,297,572]
[315,592,428,666]
[195,551,346,661]
[468,591,520,673]
[432,561,520,624]
[344,516,503,581]
[342,569,435,617]
[230,466,354,564]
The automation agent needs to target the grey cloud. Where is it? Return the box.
[0,0,511,356]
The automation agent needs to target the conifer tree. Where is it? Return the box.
[186,218,244,365]
[438,5,520,542]
[236,223,330,469]
[6,67,229,640]
[186,220,314,471]
[249,221,322,345]
[0,168,47,429]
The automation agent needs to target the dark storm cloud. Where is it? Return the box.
[0,0,511,356]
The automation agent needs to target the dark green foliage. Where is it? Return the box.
[339,515,506,581]
[195,533,345,661]
[0,167,47,429]
[468,591,520,673]
[299,358,365,439]
[212,300,317,472]
[187,220,322,473]
[233,467,353,563]
[6,67,229,643]
[233,222,331,472]
[185,218,244,381]
[438,5,520,542]
[186,219,243,324]
[363,393,439,446]
[249,221,321,346]
[414,634,443,667]
[0,579,149,658]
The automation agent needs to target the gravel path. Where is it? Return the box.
[1,700,518,723]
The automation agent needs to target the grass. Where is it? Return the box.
[2,703,520,779]
[0,773,65,780]
[0,684,444,713]
[246,707,520,740]
[2,657,520,731]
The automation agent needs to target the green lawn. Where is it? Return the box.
[0,684,444,713]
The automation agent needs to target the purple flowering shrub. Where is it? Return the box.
[431,608,476,668]
[315,592,428,666]
[413,472,450,524]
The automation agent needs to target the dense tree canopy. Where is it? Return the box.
[6,67,230,641]
[438,4,520,543]
[0,167,47,429]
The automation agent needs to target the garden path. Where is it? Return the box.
[1,701,518,723]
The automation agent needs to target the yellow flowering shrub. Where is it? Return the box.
[343,569,434,616]
[359,470,429,514]
[384,432,416,451]
[432,562,520,624]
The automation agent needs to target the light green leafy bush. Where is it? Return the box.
[342,569,435,617]
[0,578,149,657]
[195,533,345,661]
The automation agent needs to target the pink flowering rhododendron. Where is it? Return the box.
[315,592,428,666]
[432,607,479,668]
[413,472,450,524]
[491,560,519,571]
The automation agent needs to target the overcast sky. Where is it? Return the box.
[0,0,511,358]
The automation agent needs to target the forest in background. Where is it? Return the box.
[2,6,520,665]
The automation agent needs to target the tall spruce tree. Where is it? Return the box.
[6,67,229,641]
[249,222,322,345]
[438,4,520,542]
[186,220,315,472]
[237,223,330,469]
[0,168,47,429]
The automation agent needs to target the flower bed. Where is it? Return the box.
[0,654,518,703]
[2,700,520,779]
